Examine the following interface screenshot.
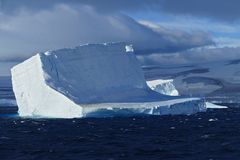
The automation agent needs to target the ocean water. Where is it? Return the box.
[1,88,240,160]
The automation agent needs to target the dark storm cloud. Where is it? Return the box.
[1,0,239,76]
[1,0,240,21]
[80,0,240,21]
[138,47,240,66]
[0,2,213,62]
[158,0,240,21]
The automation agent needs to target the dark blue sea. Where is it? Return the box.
[1,87,240,160]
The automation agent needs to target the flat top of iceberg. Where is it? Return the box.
[33,42,172,104]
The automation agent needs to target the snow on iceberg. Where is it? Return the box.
[147,79,179,96]
[11,42,206,118]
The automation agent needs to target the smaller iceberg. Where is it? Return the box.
[147,79,179,96]
[205,102,228,109]
[147,79,228,109]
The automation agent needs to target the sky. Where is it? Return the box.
[1,0,240,76]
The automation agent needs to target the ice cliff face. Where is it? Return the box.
[11,43,206,118]
[147,79,179,96]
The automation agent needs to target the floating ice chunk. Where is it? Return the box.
[44,51,51,56]
[208,118,218,122]
[205,102,228,109]
[125,45,134,52]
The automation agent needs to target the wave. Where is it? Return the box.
[0,99,17,107]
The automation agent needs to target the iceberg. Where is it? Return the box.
[147,78,227,109]
[145,60,240,104]
[205,102,228,109]
[147,79,179,96]
[11,43,206,118]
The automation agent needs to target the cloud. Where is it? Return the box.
[83,0,240,21]
[0,4,213,62]
[0,0,239,78]
[139,21,213,53]
[138,47,240,66]
[157,0,240,22]
[156,16,240,34]
[1,0,240,21]
[145,16,240,50]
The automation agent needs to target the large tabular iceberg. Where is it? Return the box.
[11,43,206,118]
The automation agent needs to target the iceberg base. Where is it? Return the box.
[18,98,206,118]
